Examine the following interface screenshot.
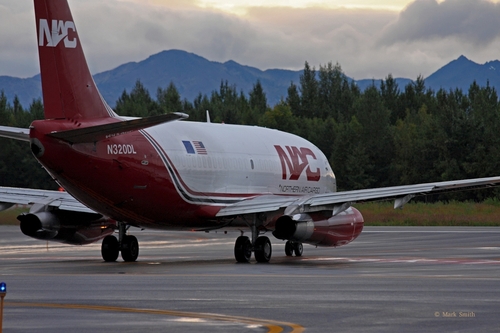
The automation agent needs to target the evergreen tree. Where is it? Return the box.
[380,74,400,124]
[330,116,372,190]
[245,80,268,125]
[299,61,318,117]
[157,82,182,114]
[392,104,440,185]
[115,80,159,117]
[353,85,393,187]
[210,81,243,124]
[0,91,11,125]
[29,98,45,120]
[191,93,212,122]
[317,62,344,119]
[286,82,301,117]
[259,101,297,133]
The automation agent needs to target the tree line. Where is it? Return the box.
[1,61,500,200]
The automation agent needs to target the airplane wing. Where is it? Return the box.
[3,176,500,219]
[0,187,94,213]
[216,176,500,217]
[0,126,30,142]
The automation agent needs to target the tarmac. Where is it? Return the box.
[1,225,500,332]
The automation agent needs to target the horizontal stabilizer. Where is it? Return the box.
[0,126,30,142]
[48,112,188,144]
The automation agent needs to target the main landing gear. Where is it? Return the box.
[233,215,306,263]
[233,214,273,263]
[234,235,272,263]
[284,240,303,257]
[101,223,139,262]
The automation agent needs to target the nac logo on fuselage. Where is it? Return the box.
[274,145,320,182]
[38,19,77,48]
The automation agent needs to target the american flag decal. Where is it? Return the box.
[182,140,207,155]
[193,141,207,154]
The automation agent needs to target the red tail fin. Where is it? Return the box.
[35,0,115,120]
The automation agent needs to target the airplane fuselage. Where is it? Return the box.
[30,119,336,230]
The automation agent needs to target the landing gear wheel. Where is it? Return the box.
[285,240,294,256]
[254,236,272,263]
[234,236,252,263]
[101,235,119,262]
[121,235,139,262]
[293,242,303,257]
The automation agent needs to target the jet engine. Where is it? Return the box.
[272,207,364,247]
[18,208,115,245]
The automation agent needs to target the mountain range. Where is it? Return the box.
[1,50,499,108]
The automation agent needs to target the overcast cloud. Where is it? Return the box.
[1,0,499,80]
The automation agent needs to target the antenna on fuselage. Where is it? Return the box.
[206,110,211,123]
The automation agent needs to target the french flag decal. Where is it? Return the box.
[182,140,207,155]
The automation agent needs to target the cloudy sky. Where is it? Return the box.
[1,0,500,80]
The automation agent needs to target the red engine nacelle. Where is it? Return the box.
[272,207,364,247]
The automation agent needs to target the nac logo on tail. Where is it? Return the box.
[274,145,320,182]
[38,19,77,48]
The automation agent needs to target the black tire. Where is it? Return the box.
[254,236,272,263]
[121,235,139,262]
[293,242,303,257]
[101,235,119,262]
[234,236,252,263]
[285,241,294,256]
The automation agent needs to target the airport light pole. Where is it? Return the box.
[0,282,6,333]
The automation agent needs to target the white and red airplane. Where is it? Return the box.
[1,0,500,263]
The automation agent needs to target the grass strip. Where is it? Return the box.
[0,206,28,225]
[357,199,500,226]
